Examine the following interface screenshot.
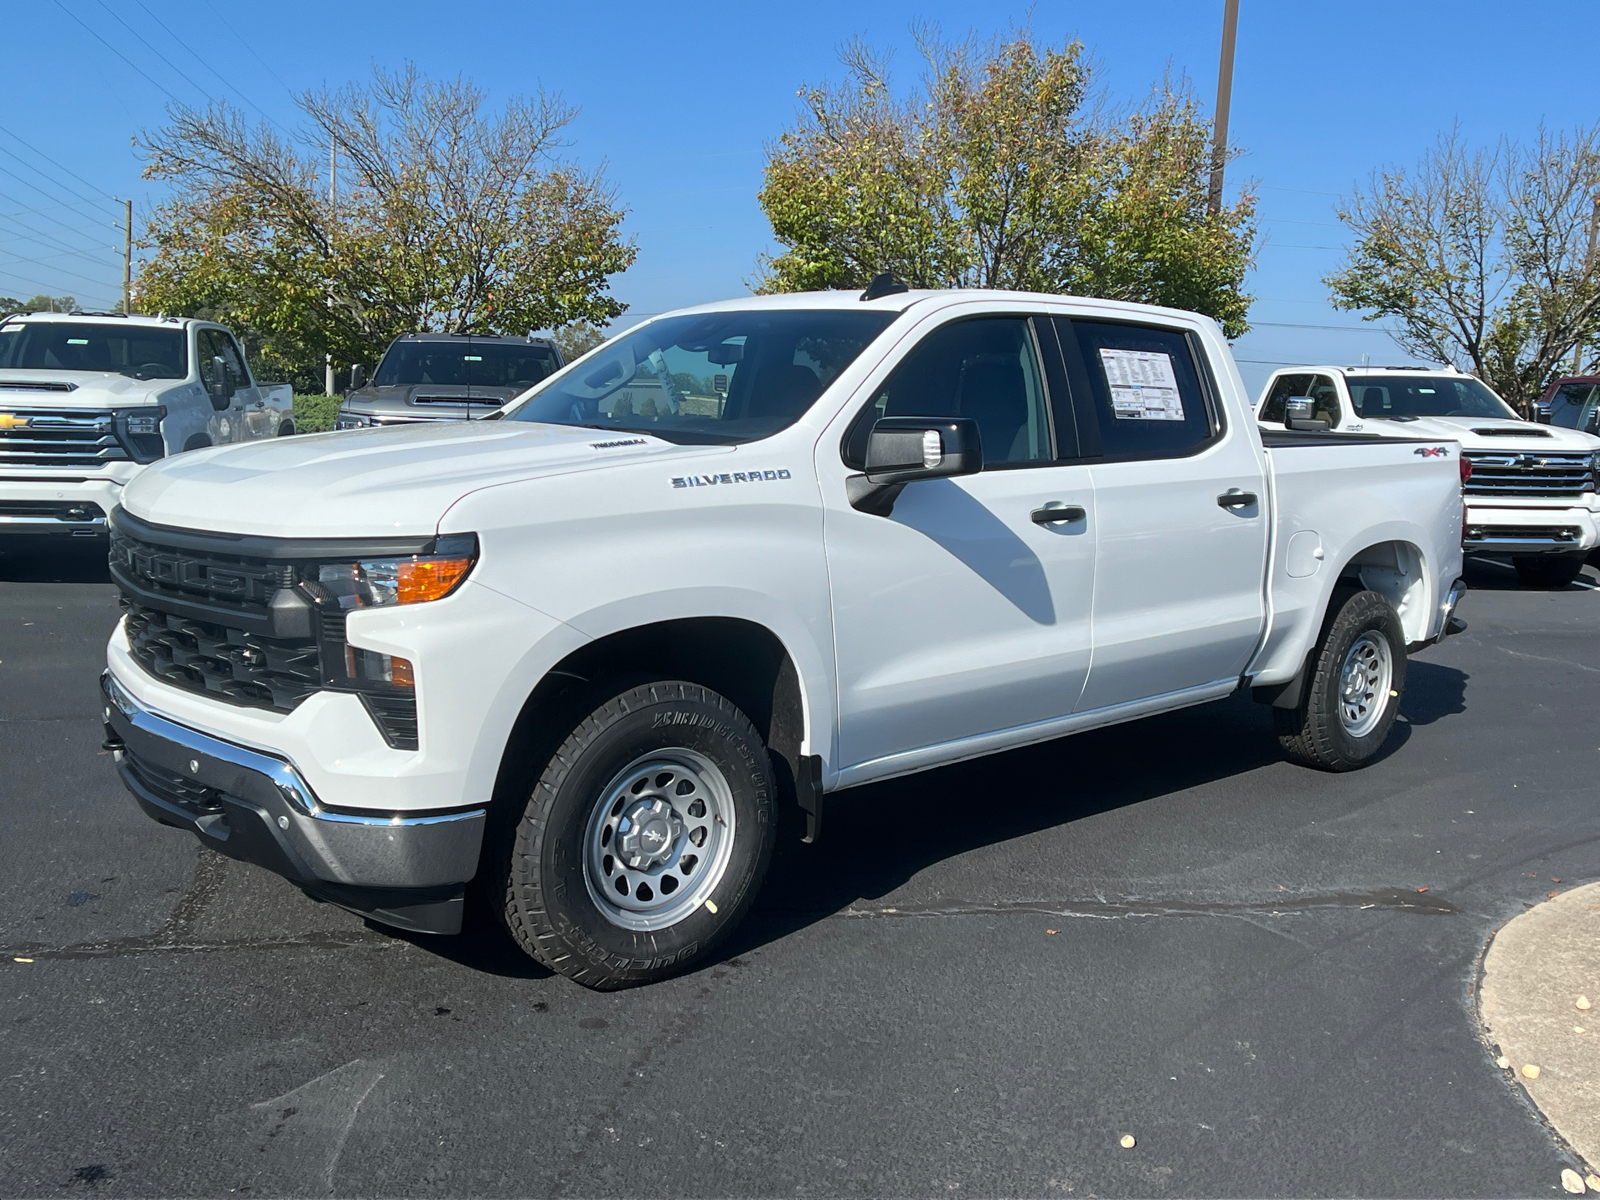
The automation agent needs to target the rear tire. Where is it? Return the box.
[1512,553,1585,589]
[499,680,776,989]
[1275,588,1407,772]
[277,419,296,437]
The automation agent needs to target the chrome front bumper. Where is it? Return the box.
[101,671,485,934]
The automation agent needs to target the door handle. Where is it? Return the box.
[1217,489,1258,509]
[1031,503,1087,525]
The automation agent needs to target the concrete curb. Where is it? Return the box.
[1478,880,1600,1179]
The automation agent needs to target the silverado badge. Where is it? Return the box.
[0,413,30,430]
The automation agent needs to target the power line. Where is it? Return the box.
[0,187,120,248]
[1251,320,1401,333]
[0,249,117,289]
[0,151,113,216]
[0,123,121,204]
[199,0,297,100]
[51,0,187,104]
[92,0,218,109]
[131,0,282,129]
[0,217,119,265]
[0,196,119,259]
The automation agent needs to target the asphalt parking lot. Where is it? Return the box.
[2,541,1596,1198]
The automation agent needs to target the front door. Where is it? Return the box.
[1054,317,1269,713]
[824,314,1097,781]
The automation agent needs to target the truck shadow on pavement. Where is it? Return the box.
[0,538,111,583]
[412,658,1466,979]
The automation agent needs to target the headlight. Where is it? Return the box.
[311,534,478,609]
[335,411,376,429]
[112,406,166,463]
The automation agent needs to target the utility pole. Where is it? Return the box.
[326,139,337,396]
[122,199,133,315]
[1573,195,1600,375]
[1207,0,1241,216]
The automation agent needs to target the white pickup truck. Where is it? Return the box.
[100,288,1465,989]
[1256,364,1600,587]
[0,312,294,540]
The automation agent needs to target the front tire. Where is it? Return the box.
[1275,588,1408,771]
[1512,553,1585,589]
[499,681,776,989]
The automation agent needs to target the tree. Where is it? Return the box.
[756,29,1258,337]
[1327,124,1600,411]
[5,294,77,313]
[138,65,636,390]
[552,320,606,361]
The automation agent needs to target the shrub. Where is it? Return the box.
[293,393,341,433]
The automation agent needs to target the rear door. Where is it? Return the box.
[1054,317,1269,712]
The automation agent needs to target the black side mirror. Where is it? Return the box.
[847,416,983,516]
[206,354,234,411]
[350,363,367,391]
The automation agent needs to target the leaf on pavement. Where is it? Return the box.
[1560,1168,1584,1194]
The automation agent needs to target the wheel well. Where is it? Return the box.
[183,433,212,451]
[1337,539,1428,644]
[490,617,807,828]
[277,419,296,436]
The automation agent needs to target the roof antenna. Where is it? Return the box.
[860,272,909,302]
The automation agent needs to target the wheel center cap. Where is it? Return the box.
[616,798,682,869]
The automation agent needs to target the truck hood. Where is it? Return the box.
[1360,414,1600,451]
[120,419,717,537]
[0,368,183,410]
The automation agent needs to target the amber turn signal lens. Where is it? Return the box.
[389,656,414,688]
[396,557,472,605]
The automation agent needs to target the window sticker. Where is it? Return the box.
[1098,348,1185,421]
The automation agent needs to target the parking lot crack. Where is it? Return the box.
[836,887,1461,920]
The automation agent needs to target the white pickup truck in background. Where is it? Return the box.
[1256,364,1600,587]
[101,287,1464,989]
[0,312,295,541]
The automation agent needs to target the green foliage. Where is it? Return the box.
[552,320,606,362]
[0,294,77,314]
[292,393,341,432]
[756,29,1257,337]
[1327,124,1600,409]
[138,65,637,393]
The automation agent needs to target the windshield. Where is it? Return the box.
[503,309,896,444]
[372,340,560,390]
[1347,374,1519,420]
[0,321,188,380]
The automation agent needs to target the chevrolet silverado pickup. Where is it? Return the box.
[0,313,294,541]
[101,288,1466,989]
[1257,364,1600,587]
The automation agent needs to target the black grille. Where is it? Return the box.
[0,408,130,468]
[122,745,225,819]
[122,597,321,711]
[1464,450,1595,497]
[110,528,290,619]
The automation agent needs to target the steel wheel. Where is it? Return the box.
[581,748,736,932]
[1338,630,1392,738]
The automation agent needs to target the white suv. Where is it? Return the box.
[1257,365,1600,587]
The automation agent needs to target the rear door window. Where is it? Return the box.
[1054,318,1219,460]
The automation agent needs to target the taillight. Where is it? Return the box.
[1459,456,1472,484]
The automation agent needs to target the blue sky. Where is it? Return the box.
[5,0,1599,394]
